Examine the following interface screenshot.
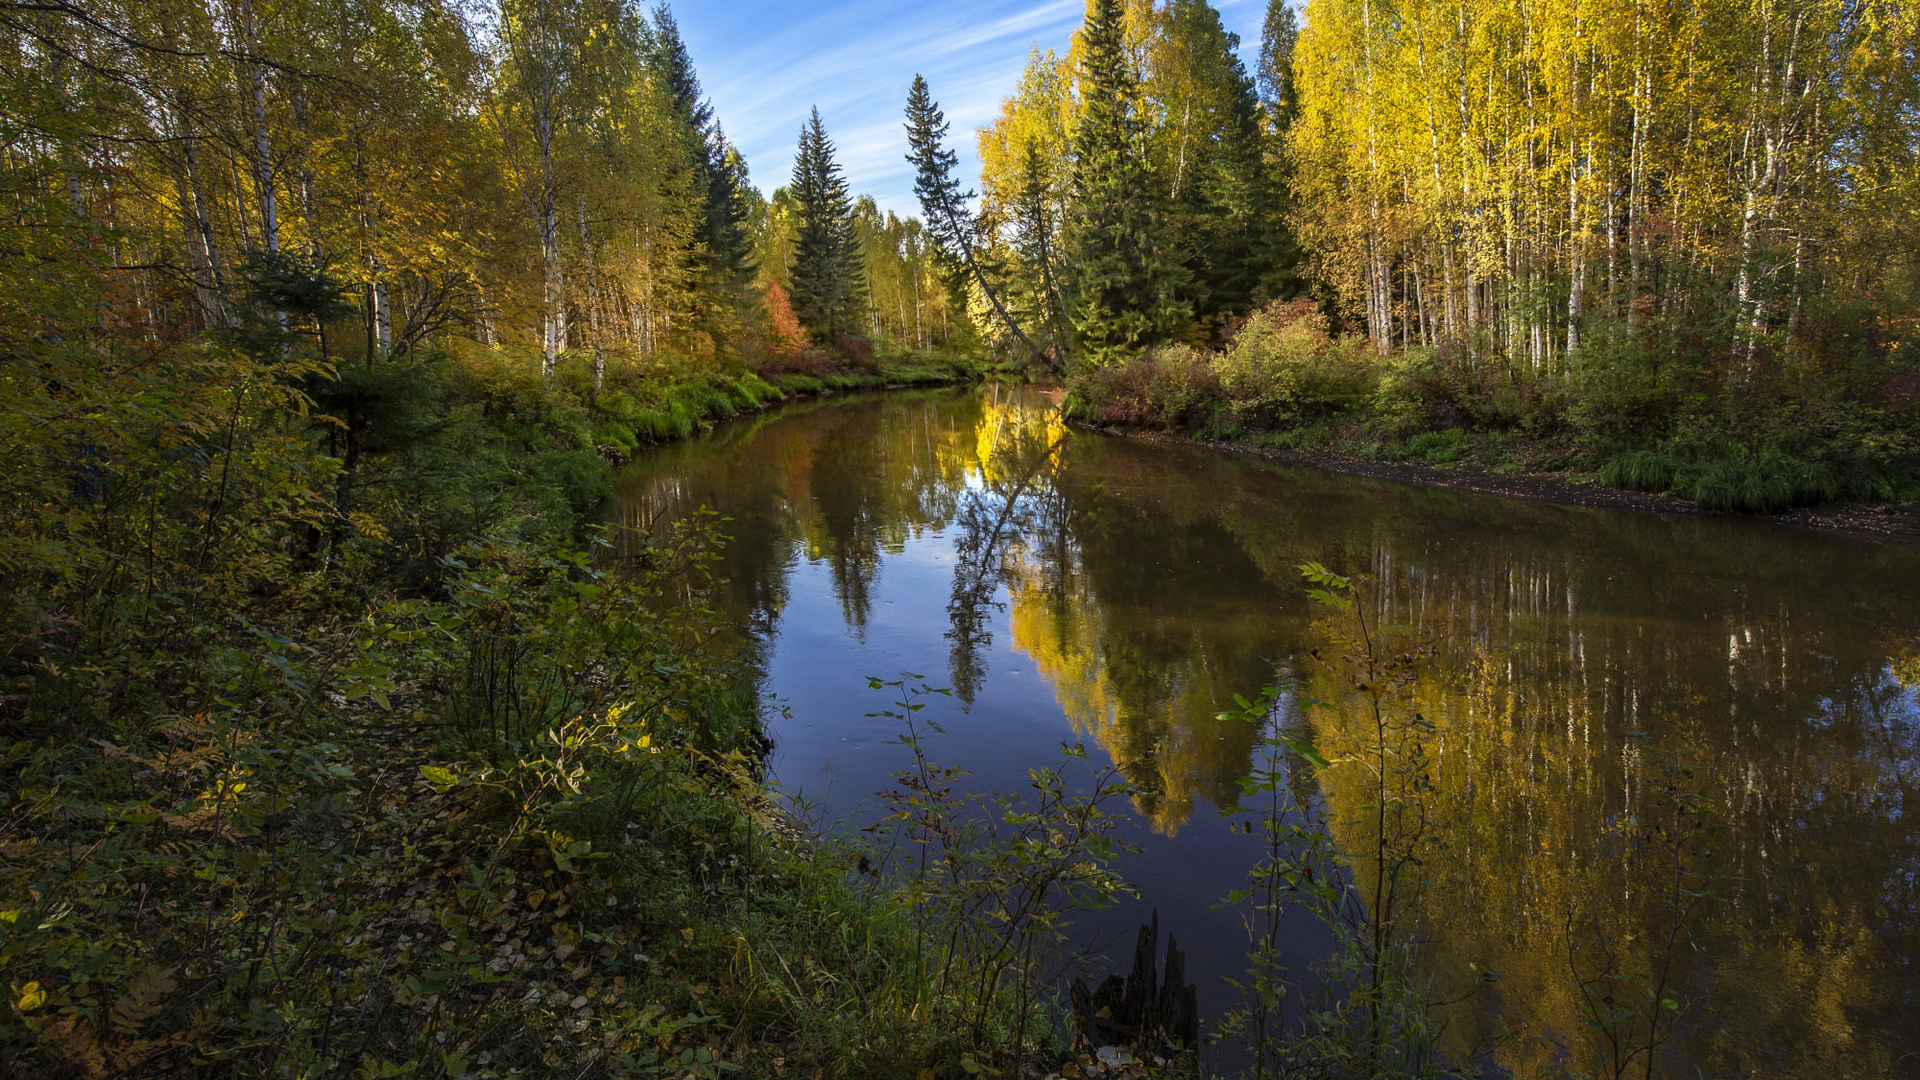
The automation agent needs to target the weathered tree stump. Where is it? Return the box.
[1070,911,1199,1053]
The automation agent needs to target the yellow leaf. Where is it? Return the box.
[16,981,45,1012]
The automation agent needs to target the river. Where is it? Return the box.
[609,384,1920,1078]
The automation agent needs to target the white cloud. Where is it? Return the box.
[674,0,1271,218]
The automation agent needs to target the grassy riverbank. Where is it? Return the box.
[1063,301,1920,515]
[0,341,1076,1078]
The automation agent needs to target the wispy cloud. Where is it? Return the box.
[673,0,1269,218]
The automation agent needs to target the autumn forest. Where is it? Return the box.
[2,0,1917,1075]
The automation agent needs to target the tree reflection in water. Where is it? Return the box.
[610,385,1920,1078]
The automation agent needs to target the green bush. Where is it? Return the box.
[1211,299,1380,424]
[1405,427,1466,464]
[1599,448,1687,492]
[1069,345,1222,429]
[1213,299,1331,413]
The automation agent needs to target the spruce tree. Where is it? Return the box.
[1256,0,1299,128]
[1065,0,1190,362]
[702,129,758,304]
[645,5,757,332]
[904,74,1037,357]
[1253,0,1305,299]
[1157,0,1290,324]
[787,108,864,342]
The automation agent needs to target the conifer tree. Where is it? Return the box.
[1256,0,1299,128]
[787,107,863,342]
[1064,0,1190,362]
[646,6,757,337]
[904,74,1037,357]
[1013,141,1070,358]
[1153,0,1280,326]
[1252,0,1305,300]
[702,130,758,307]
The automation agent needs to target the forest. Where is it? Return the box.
[970,0,1920,512]
[1,0,1916,1075]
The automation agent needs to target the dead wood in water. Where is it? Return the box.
[1070,911,1199,1054]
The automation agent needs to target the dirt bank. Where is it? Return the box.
[1117,429,1920,544]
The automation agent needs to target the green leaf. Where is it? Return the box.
[419,764,459,792]
[1274,731,1331,770]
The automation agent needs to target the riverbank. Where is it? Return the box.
[1113,429,1920,543]
[0,345,1083,1078]
[1063,299,1920,537]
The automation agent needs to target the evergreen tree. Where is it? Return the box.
[646,5,757,337]
[702,129,759,309]
[1256,0,1299,127]
[787,107,863,342]
[645,4,711,132]
[1253,0,1305,301]
[1153,0,1278,327]
[1013,140,1070,359]
[904,74,1037,357]
[1064,0,1190,362]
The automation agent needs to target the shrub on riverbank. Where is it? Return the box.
[1064,300,1920,513]
[0,323,1044,1077]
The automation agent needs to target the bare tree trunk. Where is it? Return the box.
[178,118,229,329]
[539,102,563,379]
[355,145,391,355]
[501,0,568,379]
[1567,135,1585,358]
[578,195,605,392]
[238,0,285,334]
[475,282,498,347]
[911,263,923,349]
[1627,60,1646,333]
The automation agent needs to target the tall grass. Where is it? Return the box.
[1597,447,1885,512]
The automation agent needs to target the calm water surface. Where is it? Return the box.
[611,385,1920,1077]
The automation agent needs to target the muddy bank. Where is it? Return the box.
[1113,429,1920,544]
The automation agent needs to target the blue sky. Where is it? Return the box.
[670,0,1270,220]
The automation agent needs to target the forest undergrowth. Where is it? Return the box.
[0,304,1022,1078]
[1065,300,1920,514]
[0,319,1734,1079]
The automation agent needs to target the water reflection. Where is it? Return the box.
[610,386,1920,1077]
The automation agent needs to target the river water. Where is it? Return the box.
[610,384,1920,1077]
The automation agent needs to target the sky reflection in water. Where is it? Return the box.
[611,385,1920,1077]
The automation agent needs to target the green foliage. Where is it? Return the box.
[1213,299,1377,421]
[1402,428,1465,465]
[0,240,1020,1079]
[644,5,760,343]
[1597,443,1911,512]
[788,108,866,343]
[0,423,1024,1080]
[1208,568,1463,1079]
[1065,292,1920,513]
[1064,0,1193,362]
[1155,0,1286,328]
[0,515,758,1077]
[1067,345,1223,429]
[857,675,1137,1072]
